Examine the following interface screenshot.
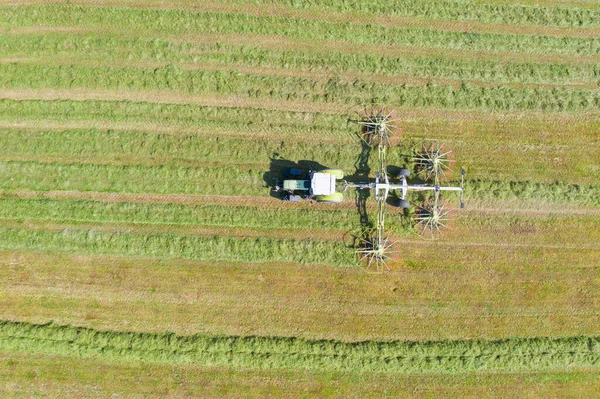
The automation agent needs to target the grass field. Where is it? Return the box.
[0,0,599,397]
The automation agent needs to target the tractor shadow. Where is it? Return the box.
[344,139,372,233]
[263,153,329,199]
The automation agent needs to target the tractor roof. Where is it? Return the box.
[283,179,309,191]
[311,172,336,195]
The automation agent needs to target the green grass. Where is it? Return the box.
[0,161,268,196]
[1,320,599,373]
[465,179,600,207]
[0,127,413,173]
[238,0,600,27]
[1,100,599,184]
[3,6,600,56]
[0,197,409,233]
[3,34,599,86]
[0,226,357,266]
[1,1,600,394]
[2,63,599,112]
[3,352,600,399]
[1,160,599,206]
[0,99,352,138]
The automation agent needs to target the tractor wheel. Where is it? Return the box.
[318,169,344,179]
[398,168,411,177]
[388,166,410,178]
[315,192,344,203]
[393,199,410,208]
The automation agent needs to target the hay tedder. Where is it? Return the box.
[274,106,465,271]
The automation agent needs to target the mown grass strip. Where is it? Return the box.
[4,352,599,399]
[1,161,599,206]
[2,124,599,184]
[0,161,267,196]
[1,63,598,112]
[0,127,415,175]
[465,179,600,207]
[0,226,357,266]
[3,34,599,86]
[0,127,381,169]
[2,6,600,56]
[235,0,600,28]
[0,99,351,138]
[0,197,407,233]
[1,320,599,373]
[1,97,598,131]
[1,99,598,145]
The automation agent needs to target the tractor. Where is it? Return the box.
[274,168,345,203]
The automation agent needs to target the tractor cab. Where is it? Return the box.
[283,179,309,191]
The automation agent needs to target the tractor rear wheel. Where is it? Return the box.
[315,192,344,203]
[397,168,410,177]
[393,199,410,208]
[388,166,410,178]
[318,169,344,179]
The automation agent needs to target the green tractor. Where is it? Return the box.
[276,168,345,203]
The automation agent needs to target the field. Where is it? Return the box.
[1,0,600,397]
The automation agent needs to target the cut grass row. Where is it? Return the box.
[0,63,600,112]
[3,6,600,56]
[1,192,600,250]
[2,98,598,141]
[1,160,599,206]
[0,160,268,196]
[3,34,600,86]
[0,99,353,140]
[3,352,599,399]
[2,63,599,112]
[466,179,600,207]
[0,226,357,267]
[2,197,600,245]
[12,0,600,29]
[0,127,412,174]
[2,320,600,374]
[1,124,599,184]
[0,197,407,234]
[3,192,599,247]
[1,98,598,144]
[231,0,600,28]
